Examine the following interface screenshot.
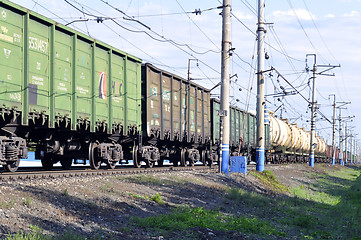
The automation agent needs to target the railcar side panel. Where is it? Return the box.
[124,59,141,132]
[94,46,109,128]
[229,108,235,147]
[161,73,172,137]
[54,29,72,116]
[0,5,23,110]
[248,114,256,147]
[171,76,182,140]
[203,90,210,141]
[196,89,203,142]
[211,99,220,146]
[144,65,161,136]
[110,52,125,127]
[188,84,196,142]
[28,17,50,113]
[75,38,92,120]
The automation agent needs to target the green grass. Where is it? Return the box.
[99,182,115,194]
[4,226,97,240]
[287,166,361,239]
[119,175,171,185]
[129,192,165,204]
[1,198,16,209]
[23,196,33,207]
[250,169,289,193]
[227,166,361,239]
[132,206,286,238]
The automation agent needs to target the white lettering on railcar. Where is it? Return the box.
[36,62,41,70]
[28,36,48,53]
[80,72,85,80]
[0,33,13,43]
[31,75,44,85]
[57,84,67,91]
[1,26,8,33]
[2,10,6,20]
[13,33,21,43]
[3,48,11,58]
[9,93,21,101]
[76,86,89,94]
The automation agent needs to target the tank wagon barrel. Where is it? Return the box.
[269,113,328,163]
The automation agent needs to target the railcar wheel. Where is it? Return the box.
[41,157,54,171]
[89,142,101,170]
[4,159,20,172]
[188,151,195,167]
[180,149,187,167]
[107,160,117,169]
[201,150,207,166]
[173,158,179,167]
[133,145,141,168]
[146,159,154,168]
[60,158,72,170]
[157,158,164,166]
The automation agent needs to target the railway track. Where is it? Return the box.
[0,165,218,181]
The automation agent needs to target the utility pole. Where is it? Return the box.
[329,94,336,165]
[256,0,266,172]
[220,0,231,174]
[306,54,317,168]
[336,102,351,165]
[344,121,354,164]
[350,134,353,164]
[305,55,340,167]
[345,122,348,164]
[339,109,343,165]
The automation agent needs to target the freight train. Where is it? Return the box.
[0,0,339,172]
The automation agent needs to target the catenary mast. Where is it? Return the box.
[220,0,231,173]
[256,0,266,172]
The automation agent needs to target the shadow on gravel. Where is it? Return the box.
[17,185,151,239]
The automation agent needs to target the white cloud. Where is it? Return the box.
[343,10,360,17]
[272,8,316,21]
[324,13,336,18]
[233,10,254,20]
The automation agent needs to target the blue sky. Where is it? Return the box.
[9,0,361,152]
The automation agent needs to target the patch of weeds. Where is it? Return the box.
[6,225,103,240]
[132,206,286,237]
[290,186,327,204]
[310,230,333,239]
[149,193,165,205]
[292,214,317,229]
[5,225,50,240]
[1,198,16,209]
[250,170,289,193]
[129,192,165,205]
[55,229,89,240]
[118,226,131,233]
[226,187,270,208]
[100,182,115,194]
[23,196,32,207]
[122,175,171,185]
[129,192,147,200]
[62,188,69,197]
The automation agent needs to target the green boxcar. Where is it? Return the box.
[0,1,141,132]
[0,0,142,171]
